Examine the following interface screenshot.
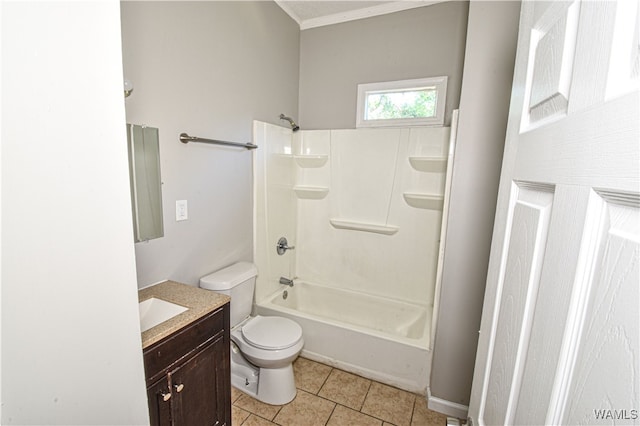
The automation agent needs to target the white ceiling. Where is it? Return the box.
[276,0,448,30]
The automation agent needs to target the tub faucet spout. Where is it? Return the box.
[279,277,294,287]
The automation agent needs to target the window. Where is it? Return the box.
[356,77,448,128]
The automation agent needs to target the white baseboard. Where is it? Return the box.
[427,387,469,419]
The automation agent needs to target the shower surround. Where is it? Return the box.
[252,121,452,392]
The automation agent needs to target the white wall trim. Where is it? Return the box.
[287,1,450,30]
[427,387,469,419]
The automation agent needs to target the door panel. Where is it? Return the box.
[562,193,639,424]
[512,186,591,425]
[483,183,553,425]
[525,1,579,125]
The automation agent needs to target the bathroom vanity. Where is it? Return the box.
[140,281,231,426]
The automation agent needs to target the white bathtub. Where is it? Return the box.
[255,281,432,394]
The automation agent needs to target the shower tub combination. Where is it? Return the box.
[256,281,432,392]
[253,120,455,393]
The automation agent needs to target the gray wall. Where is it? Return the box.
[430,0,521,408]
[120,1,300,288]
[298,1,469,130]
[2,2,149,423]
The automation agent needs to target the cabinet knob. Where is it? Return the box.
[161,391,172,402]
[174,383,184,393]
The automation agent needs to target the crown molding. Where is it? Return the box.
[297,1,449,30]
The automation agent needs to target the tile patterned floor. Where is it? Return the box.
[232,357,449,426]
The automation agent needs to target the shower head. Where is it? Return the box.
[279,113,300,132]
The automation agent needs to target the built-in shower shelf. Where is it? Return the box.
[271,153,293,159]
[329,219,398,235]
[293,186,329,199]
[294,155,329,168]
[403,193,444,210]
[408,157,447,173]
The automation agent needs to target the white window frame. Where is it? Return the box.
[356,76,448,128]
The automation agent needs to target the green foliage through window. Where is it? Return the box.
[356,77,447,128]
[365,89,437,121]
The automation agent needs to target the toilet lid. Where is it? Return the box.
[241,315,303,350]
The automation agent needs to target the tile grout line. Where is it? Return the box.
[324,402,338,426]
[316,366,335,395]
[358,379,373,412]
[317,367,383,424]
[409,394,417,426]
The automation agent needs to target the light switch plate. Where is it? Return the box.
[176,200,188,221]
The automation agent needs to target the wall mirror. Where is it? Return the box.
[127,123,164,242]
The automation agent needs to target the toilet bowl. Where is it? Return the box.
[232,315,304,367]
[199,262,304,405]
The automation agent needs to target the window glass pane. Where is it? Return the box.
[365,88,437,120]
[356,77,447,128]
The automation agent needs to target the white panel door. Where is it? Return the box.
[469,1,639,425]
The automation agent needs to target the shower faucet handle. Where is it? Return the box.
[276,237,295,255]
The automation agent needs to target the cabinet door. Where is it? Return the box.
[146,378,172,426]
[170,334,231,426]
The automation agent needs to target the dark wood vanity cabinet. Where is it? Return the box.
[143,304,231,426]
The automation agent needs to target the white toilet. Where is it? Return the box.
[199,262,304,405]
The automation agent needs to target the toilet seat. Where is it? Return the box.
[241,315,303,350]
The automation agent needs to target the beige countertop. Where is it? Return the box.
[139,280,230,349]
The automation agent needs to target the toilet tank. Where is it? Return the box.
[199,262,258,327]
